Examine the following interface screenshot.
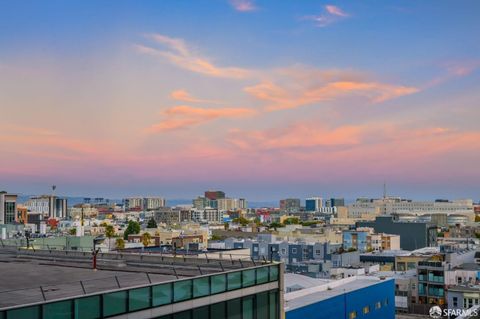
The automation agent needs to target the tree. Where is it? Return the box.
[283,217,300,225]
[115,238,125,250]
[211,234,222,241]
[475,215,480,222]
[147,218,157,228]
[233,217,249,226]
[69,228,76,235]
[123,220,141,240]
[269,222,285,230]
[141,232,152,247]
[105,225,115,250]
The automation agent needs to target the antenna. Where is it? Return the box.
[52,185,56,196]
[383,182,387,199]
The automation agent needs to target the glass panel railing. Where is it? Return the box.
[7,305,40,319]
[193,277,210,298]
[129,287,150,311]
[270,265,279,282]
[211,274,226,294]
[103,291,127,317]
[152,283,172,306]
[174,280,193,302]
[242,269,256,288]
[43,300,72,319]
[74,296,100,319]
[256,267,269,284]
[227,272,242,291]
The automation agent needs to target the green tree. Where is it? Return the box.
[115,238,125,250]
[211,234,222,241]
[269,222,285,230]
[141,232,152,247]
[105,225,115,250]
[69,228,76,235]
[233,217,249,226]
[123,220,141,240]
[475,215,480,222]
[147,217,157,228]
[283,217,300,225]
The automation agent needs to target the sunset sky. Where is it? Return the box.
[1,1,479,200]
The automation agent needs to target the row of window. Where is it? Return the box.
[157,290,278,319]
[1,265,279,319]
[349,299,389,319]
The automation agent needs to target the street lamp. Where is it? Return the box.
[92,235,105,270]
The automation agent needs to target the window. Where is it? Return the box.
[349,311,357,319]
[291,248,297,254]
[375,301,381,309]
[242,296,254,319]
[363,306,370,314]
[384,298,389,306]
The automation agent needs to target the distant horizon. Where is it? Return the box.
[7,188,479,204]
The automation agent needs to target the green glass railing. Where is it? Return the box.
[0,264,279,319]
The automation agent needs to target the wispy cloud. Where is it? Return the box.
[424,59,480,89]
[170,89,222,104]
[135,34,251,79]
[302,4,350,27]
[229,0,257,12]
[145,105,257,133]
[244,66,419,111]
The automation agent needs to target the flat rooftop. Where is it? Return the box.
[0,260,177,308]
[285,276,392,311]
[0,247,259,309]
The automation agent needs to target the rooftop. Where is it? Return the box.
[0,246,262,309]
[285,275,392,311]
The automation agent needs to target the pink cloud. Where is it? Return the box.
[135,34,251,79]
[229,0,257,12]
[244,67,419,110]
[170,89,221,104]
[302,4,350,27]
[325,5,349,17]
[145,105,257,133]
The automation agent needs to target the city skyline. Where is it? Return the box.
[1,1,480,200]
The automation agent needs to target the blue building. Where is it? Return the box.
[343,230,369,252]
[285,277,395,319]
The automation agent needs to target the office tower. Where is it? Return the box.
[305,197,323,212]
[0,191,17,224]
[326,198,345,207]
[279,198,301,212]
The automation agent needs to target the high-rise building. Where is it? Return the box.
[143,197,166,210]
[326,198,345,207]
[217,198,248,211]
[24,195,67,219]
[124,197,166,210]
[0,191,17,224]
[305,197,323,212]
[280,198,301,212]
[204,190,225,200]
